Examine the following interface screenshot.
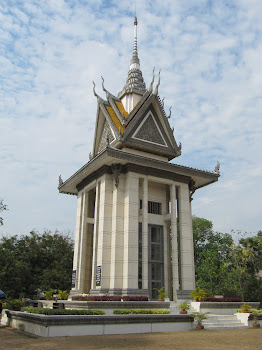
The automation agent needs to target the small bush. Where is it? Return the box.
[58,290,68,300]
[24,307,105,315]
[190,288,207,301]
[6,299,24,310]
[44,290,54,300]
[240,304,252,312]
[113,309,170,315]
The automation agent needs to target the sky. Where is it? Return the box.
[1,0,262,240]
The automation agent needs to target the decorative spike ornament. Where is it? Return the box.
[167,106,172,119]
[92,81,97,97]
[153,69,161,96]
[147,67,155,93]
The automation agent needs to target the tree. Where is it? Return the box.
[192,216,233,295]
[0,230,74,299]
[0,198,7,226]
[193,217,262,303]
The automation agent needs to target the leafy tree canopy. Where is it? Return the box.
[193,216,262,304]
[0,198,8,226]
[0,230,74,299]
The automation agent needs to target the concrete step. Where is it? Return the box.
[201,314,247,330]
[203,324,247,330]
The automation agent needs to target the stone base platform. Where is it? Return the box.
[2,311,193,338]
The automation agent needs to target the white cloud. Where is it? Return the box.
[0,0,262,239]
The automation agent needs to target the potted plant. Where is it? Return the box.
[154,287,166,301]
[240,304,252,313]
[251,309,261,328]
[190,287,207,301]
[191,311,209,329]
[58,290,68,300]
[179,301,190,314]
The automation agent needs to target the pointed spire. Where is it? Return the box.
[118,16,146,100]
[130,16,140,70]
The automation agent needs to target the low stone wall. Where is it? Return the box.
[191,302,260,314]
[3,310,193,337]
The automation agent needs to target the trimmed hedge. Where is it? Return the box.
[24,307,105,315]
[71,295,149,301]
[113,309,170,315]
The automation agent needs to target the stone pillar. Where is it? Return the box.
[123,172,139,292]
[95,173,113,292]
[170,183,179,300]
[163,223,169,296]
[91,181,100,290]
[77,190,88,293]
[142,177,149,291]
[109,173,125,292]
[70,190,84,294]
[178,183,195,290]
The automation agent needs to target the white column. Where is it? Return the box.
[163,223,169,295]
[109,174,125,290]
[71,191,84,292]
[96,174,113,290]
[123,172,139,290]
[78,190,88,293]
[170,183,179,300]
[142,177,148,290]
[91,181,100,289]
[178,183,195,290]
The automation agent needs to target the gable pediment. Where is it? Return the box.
[132,111,168,147]
[122,101,180,160]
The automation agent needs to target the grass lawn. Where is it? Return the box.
[0,326,261,350]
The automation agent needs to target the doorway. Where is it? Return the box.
[148,225,164,300]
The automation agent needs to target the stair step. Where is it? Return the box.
[203,320,243,324]
[204,325,247,330]
[196,314,247,330]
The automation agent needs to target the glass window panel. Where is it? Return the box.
[151,244,161,260]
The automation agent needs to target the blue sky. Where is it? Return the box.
[1,0,262,238]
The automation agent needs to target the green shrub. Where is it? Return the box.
[24,307,105,315]
[179,301,191,311]
[153,287,166,300]
[190,288,207,301]
[240,304,252,312]
[113,309,170,315]
[44,290,53,300]
[58,290,68,300]
[6,299,24,310]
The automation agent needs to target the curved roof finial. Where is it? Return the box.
[101,76,105,91]
[153,69,161,95]
[92,81,97,97]
[147,67,155,93]
[101,76,110,100]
